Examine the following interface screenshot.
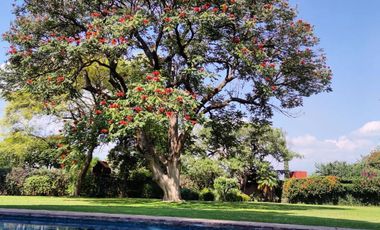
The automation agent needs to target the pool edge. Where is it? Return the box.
[0,208,357,230]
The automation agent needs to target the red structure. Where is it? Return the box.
[290,171,308,179]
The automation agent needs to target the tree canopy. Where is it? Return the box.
[1,0,332,201]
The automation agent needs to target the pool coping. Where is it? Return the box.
[0,208,358,230]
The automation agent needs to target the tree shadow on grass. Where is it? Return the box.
[0,204,378,229]
[79,198,351,211]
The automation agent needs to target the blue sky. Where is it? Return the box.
[1,0,380,172]
[273,0,380,172]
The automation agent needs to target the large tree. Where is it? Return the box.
[1,0,331,201]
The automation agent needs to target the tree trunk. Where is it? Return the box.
[74,146,95,196]
[284,160,290,179]
[148,156,181,202]
[136,114,185,202]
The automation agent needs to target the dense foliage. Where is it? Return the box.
[1,0,332,201]
[283,176,341,204]
[283,176,380,205]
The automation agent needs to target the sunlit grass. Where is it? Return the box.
[0,196,379,229]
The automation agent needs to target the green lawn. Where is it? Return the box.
[0,196,379,229]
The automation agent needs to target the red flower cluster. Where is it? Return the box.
[221,4,228,13]
[126,115,134,122]
[141,95,148,100]
[154,89,163,94]
[179,12,186,18]
[146,105,153,111]
[134,106,143,113]
[109,103,120,109]
[176,96,183,103]
[119,120,128,126]
[193,7,201,13]
[190,120,197,126]
[8,45,17,55]
[90,12,102,18]
[135,86,144,92]
[152,71,160,76]
[146,75,153,80]
[165,88,173,94]
[119,14,134,23]
[143,19,150,25]
[164,17,172,23]
[232,36,240,44]
[202,3,211,10]
[56,75,65,83]
[100,100,107,105]
[119,37,128,44]
[116,91,125,97]
[100,129,108,134]
[241,47,250,54]
[95,110,102,115]
[158,107,165,113]
[98,37,107,44]
[263,4,273,10]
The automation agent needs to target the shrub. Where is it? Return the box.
[352,177,380,205]
[199,188,215,201]
[31,168,69,196]
[238,192,251,202]
[283,176,342,204]
[22,175,52,196]
[5,167,30,195]
[82,173,120,197]
[141,183,163,199]
[214,177,239,201]
[181,188,199,201]
[0,168,11,194]
[225,189,251,202]
[126,167,163,198]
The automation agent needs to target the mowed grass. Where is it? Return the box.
[0,196,379,229]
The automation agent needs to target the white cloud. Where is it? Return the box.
[357,121,380,136]
[287,121,380,173]
[288,134,317,146]
[325,136,370,151]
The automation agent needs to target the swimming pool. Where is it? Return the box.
[0,215,253,230]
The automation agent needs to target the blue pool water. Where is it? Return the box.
[0,216,250,230]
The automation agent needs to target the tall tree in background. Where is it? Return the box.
[1,0,332,201]
[0,92,60,169]
[191,112,299,191]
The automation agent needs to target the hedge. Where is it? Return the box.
[282,176,342,204]
[22,175,52,196]
[283,176,380,205]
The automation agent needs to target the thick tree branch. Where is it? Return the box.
[197,66,236,113]
[134,31,160,69]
